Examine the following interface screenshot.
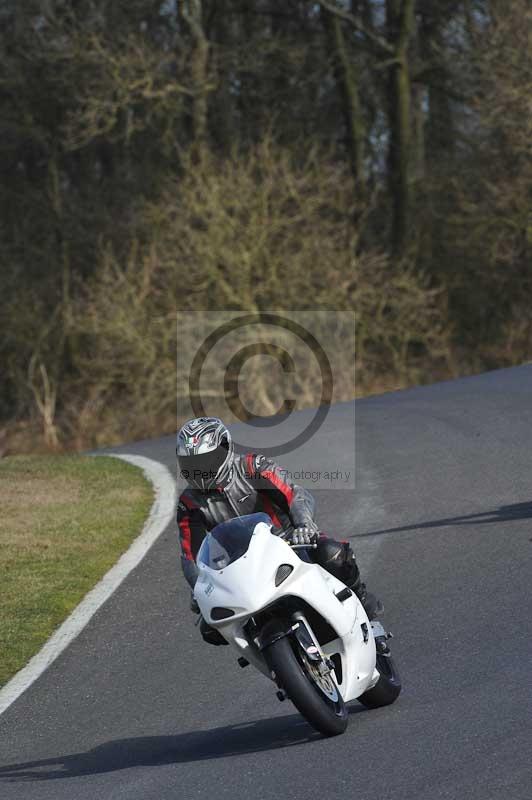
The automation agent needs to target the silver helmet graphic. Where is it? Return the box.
[176,417,234,491]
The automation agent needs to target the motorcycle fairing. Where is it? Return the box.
[195,520,379,701]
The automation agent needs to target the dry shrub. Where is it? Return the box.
[65,244,177,448]
[354,255,452,394]
[159,141,450,401]
[443,0,532,364]
[4,141,451,452]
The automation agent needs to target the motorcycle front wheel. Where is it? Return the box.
[264,635,348,737]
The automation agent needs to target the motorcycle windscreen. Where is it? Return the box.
[197,513,272,571]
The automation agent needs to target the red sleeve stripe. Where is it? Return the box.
[245,453,255,478]
[181,496,198,510]
[260,469,294,504]
[179,516,194,560]
[261,494,282,528]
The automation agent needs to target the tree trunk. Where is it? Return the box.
[421,7,455,168]
[182,0,210,147]
[419,4,456,270]
[208,0,233,153]
[386,0,415,258]
[322,6,366,190]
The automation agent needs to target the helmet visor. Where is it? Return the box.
[178,443,229,489]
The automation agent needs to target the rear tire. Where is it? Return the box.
[358,652,402,709]
[264,635,348,737]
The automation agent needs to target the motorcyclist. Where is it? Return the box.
[176,416,382,645]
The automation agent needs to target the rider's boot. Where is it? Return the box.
[316,538,384,620]
[341,545,384,620]
[351,577,384,621]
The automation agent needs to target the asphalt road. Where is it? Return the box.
[1,365,531,800]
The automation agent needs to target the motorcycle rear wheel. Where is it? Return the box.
[357,651,402,709]
[265,636,348,737]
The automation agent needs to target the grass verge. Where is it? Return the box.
[0,455,153,688]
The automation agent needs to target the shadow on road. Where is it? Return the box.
[0,707,364,781]
[357,501,532,539]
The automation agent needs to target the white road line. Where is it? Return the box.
[0,454,176,717]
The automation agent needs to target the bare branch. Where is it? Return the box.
[318,0,394,55]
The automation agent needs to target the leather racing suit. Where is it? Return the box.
[177,453,371,633]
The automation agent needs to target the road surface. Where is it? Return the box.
[1,365,531,799]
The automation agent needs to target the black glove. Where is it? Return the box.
[290,525,319,545]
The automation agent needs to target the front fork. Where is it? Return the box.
[254,612,336,700]
[290,612,335,677]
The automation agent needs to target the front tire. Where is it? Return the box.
[358,651,402,709]
[264,635,348,737]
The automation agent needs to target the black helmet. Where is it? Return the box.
[176,417,234,491]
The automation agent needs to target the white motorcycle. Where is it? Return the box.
[194,512,401,736]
